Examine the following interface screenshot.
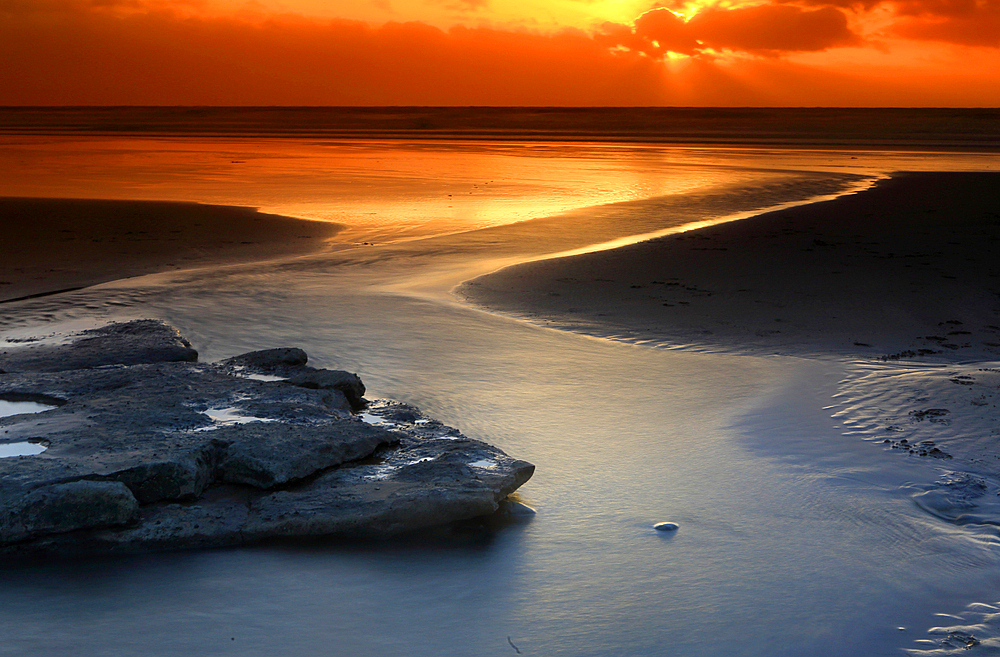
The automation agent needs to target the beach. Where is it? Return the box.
[3,135,1000,655]
[8,171,996,362]
[460,171,1000,360]
[0,198,342,303]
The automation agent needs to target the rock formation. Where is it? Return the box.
[0,320,534,555]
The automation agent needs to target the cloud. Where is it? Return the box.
[689,4,862,54]
[600,4,861,57]
[890,0,1000,45]
[0,0,998,105]
[0,10,673,104]
[0,0,79,13]
[771,0,884,10]
[439,0,489,10]
[761,0,1000,47]
[632,8,700,54]
[891,0,978,17]
[0,0,203,17]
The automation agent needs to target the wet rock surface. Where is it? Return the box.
[0,319,198,373]
[0,320,534,555]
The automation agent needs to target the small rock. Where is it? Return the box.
[287,369,367,411]
[654,522,679,531]
[220,348,307,371]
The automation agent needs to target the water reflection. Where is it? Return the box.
[5,227,998,656]
[0,441,47,457]
[2,143,999,656]
[3,137,995,246]
[0,399,58,418]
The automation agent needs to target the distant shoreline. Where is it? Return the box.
[2,107,999,151]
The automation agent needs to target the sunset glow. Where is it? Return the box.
[1,0,998,105]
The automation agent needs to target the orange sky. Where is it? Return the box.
[1,0,998,106]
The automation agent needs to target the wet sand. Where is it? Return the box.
[459,171,1000,360]
[5,172,999,362]
[0,198,343,303]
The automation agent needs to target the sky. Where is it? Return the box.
[1,0,999,105]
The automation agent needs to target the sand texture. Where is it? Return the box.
[0,198,343,303]
[460,171,1000,360]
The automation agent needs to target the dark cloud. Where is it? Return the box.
[867,0,999,46]
[0,0,199,16]
[600,4,860,57]
[633,8,700,54]
[753,0,1000,47]
[771,0,885,10]
[893,8,1000,45]
[690,4,862,54]
[891,0,979,16]
[621,0,1000,53]
[0,0,76,14]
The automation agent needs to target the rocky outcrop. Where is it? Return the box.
[0,320,534,556]
[1,480,140,544]
[0,319,198,373]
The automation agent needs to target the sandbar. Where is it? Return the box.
[459,171,1000,360]
[0,198,343,303]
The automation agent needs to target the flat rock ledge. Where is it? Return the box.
[0,320,534,556]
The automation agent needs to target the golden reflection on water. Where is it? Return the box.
[0,137,715,241]
[4,136,992,247]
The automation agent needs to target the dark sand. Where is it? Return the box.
[0,198,343,303]
[459,172,1000,360]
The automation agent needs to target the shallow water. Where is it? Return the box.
[2,136,996,245]
[1,141,998,656]
[0,400,57,419]
[5,274,999,656]
[0,441,47,458]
